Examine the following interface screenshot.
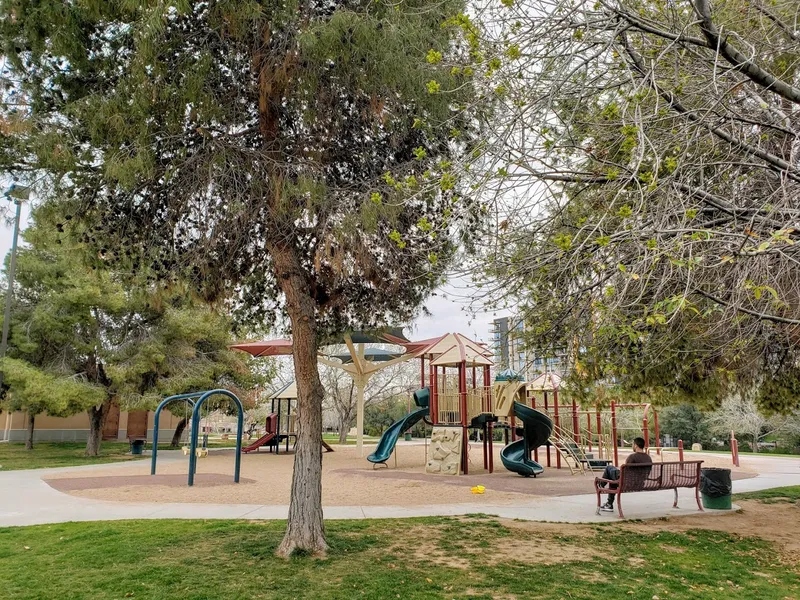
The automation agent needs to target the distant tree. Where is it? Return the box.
[2,209,261,455]
[0,358,105,450]
[0,1,485,555]
[659,405,711,447]
[364,394,424,438]
[707,394,789,452]
[321,349,418,443]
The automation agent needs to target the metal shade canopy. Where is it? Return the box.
[327,328,410,345]
[325,348,405,364]
[231,328,419,456]
[228,339,294,357]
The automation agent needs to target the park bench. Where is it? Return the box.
[594,460,704,518]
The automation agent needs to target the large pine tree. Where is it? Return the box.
[2,206,261,456]
[0,1,484,554]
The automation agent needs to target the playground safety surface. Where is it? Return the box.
[42,443,754,505]
[46,473,256,492]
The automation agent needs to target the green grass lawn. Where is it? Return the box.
[0,516,797,600]
[0,442,144,471]
[684,449,800,458]
[322,434,380,446]
[734,485,800,504]
[0,438,244,471]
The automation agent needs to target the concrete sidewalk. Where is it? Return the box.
[1,452,798,528]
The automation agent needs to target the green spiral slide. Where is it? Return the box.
[500,402,553,477]
[367,387,429,465]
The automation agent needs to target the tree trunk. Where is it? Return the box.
[25,412,35,450]
[85,397,112,457]
[338,414,351,445]
[171,417,189,448]
[271,243,328,557]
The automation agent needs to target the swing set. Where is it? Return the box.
[150,389,245,486]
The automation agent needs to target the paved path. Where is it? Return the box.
[1,452,798,528]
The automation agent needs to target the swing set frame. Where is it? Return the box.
[150,389,245,486]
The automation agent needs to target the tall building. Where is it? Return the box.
[489,316,568,380]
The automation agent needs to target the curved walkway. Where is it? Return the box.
[1,452,798,528]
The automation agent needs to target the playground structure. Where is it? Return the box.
[242,380,334,454]
[242,381,297,454]
[366,333,662,478]
[150,389,244,486]
[366,333,555,477]
[231,329,661,477]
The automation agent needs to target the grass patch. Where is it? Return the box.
[0,517,797,599]
[684,449,800,458]
[0,438,254,471]
[0,442,143,471]
[734,485,800,504]
[321,434,380,446]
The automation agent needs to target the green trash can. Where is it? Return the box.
[404,432,412,441]
[700,467,732,509]
[702,494,732,510]
[130,439,145,455]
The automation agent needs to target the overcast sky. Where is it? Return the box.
[0,208,503,344]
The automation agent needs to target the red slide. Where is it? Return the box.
[242,413,278,453]
[242,431,277,453]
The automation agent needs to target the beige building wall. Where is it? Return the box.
[1,407,183,443]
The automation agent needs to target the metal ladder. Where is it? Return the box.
[549,424,587,475]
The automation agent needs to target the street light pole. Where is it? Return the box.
[0,184,30,393]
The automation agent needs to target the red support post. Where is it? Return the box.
[544,391,550,467]
[611,400,618,466]
[488,420,494,473]
[642,408,649,450]
[459,362,468,475]
[678,439,684,462]
[553,388,561,469]
[431,362,437,425]
[596,406,603,459]
[483,423,488,471]
[531,394,538,463]
[586,413,592,453]
[654,409,660,455]
[731,431,740,467]
[572,398,579,447]
[420,356,425,389]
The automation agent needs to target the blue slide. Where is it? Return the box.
[501,402,553,477]
[367,406,429,464]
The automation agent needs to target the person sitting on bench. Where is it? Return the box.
[598,437,652,512]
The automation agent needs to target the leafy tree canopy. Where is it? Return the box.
[477,0,800,412]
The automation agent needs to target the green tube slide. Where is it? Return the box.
[367,406,429,464]
[500,402,553,477]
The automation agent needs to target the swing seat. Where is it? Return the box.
[195,448,208,458]
[182,446,190,456]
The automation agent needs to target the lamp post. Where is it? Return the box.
[0,183,30,391]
